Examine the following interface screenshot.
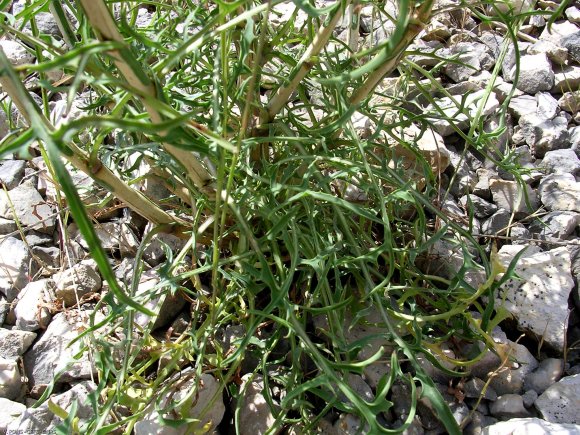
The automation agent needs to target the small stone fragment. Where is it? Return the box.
[489,394,530,419]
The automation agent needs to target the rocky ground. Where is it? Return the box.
[1,0,580,434]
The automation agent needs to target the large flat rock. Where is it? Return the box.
[497,246,574,352]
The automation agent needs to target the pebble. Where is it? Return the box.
[489,394,530,419]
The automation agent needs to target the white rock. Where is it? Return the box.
[443,42,494,83]
[519,114,569,157]
[552,65,580,93]
[425,90,499,136]
[0,184,55,234]
[0,397,26,434]
[497,246,574,352]
[134,372,225,434]
[14,279,54,331]
[0,357,21,399]
[540,21,580,63]
[238,374,276,435]
[489,179,539,216]
[482,417,580,435]
[541,149,580,176]
[514,54,554,94]
[0,40,34,66]
[0,160,26,190]
[566,6,580,23]
[528,40,569,65]
[6,381,96,434]
[558,91,580,115]
[0,329,36,360]
[539,174,580,212]
[0,237,33,302]
[23,311,99,388]
[535,375,580,424]
[53,261,101,307]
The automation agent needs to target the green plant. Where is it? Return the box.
[0,0,539,433]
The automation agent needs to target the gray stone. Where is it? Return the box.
[0,160,25,190]
[497,246,574,352]
[572,126,580,158]
[24,230,53,247]
[465,411,498,435]
[53,261,101,307]
[0,184,55,234]
[23,311,98,388]
[489,394,530,419]
[509,224,531,242]
[238,374,276,435]
[529,211,580,240]
[0,357,21,399]
[142,229,188,266]
[133,272,186,331]
[0,397,26,434]
[459,195,498,219]
[474,168,496,200]
[535,374,580,424]
[14,279,54,332]
[0,40,34,66]
[467,326,538,395]
[425,90,500,136]
[522,389,538,408]
[0,328,36,361]
[6,381,96,434]
[446,146,477,196]
[525,358,564,394]
[463,377,498,401]
[489,179,539,216]
[509,95,538,118]
[528,40,569,65]
[540,20,580,63]
[0,295,7,326]
[332,414,370,434]
[535,92,560,120]
[0,110,8,140]
[518,114,569,158]
[552,65,580,93]
[32,246,60,271]
[515,54,554,94]
[481,209,511,236]
[0,217,17,235]
[482,418,580,435]
[134,372,225,434]
[541,149,580,176]
[443,42,495,83]
[559,91,580,115]
[341,374,374,406]
[70,221,139,256]
[0,237,33,302]
[539,174,580,212]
